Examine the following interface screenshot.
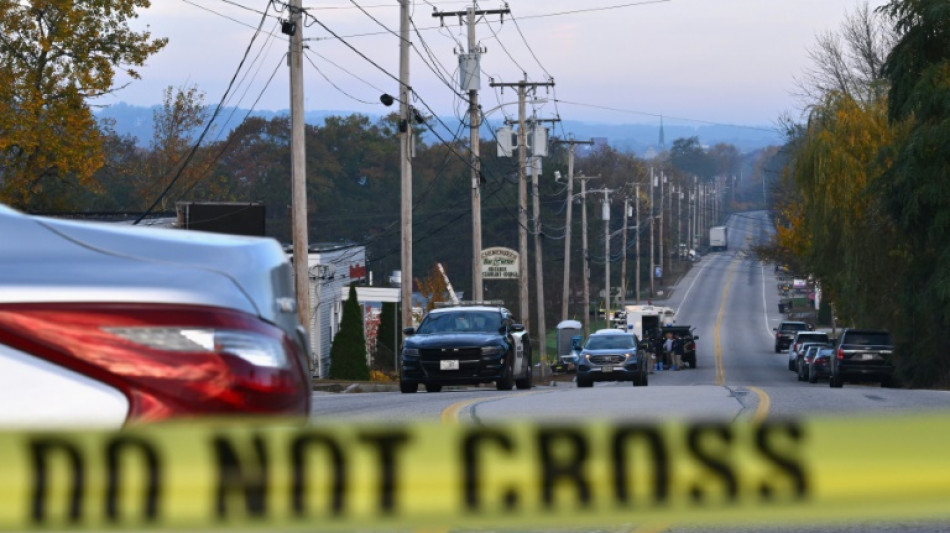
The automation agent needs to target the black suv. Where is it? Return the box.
[773,320,811,352]
[661,325,699,368]
[399,305,532,393]
[829,329,895,388]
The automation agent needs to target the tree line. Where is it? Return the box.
[761,0,950,387]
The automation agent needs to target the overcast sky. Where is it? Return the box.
[99,0,889,132]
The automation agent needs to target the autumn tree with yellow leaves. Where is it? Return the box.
[0,1,166,211]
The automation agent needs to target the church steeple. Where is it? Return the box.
[659,115,666,151]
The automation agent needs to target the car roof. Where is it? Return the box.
[592,328,629,335]
[428,305,508,315]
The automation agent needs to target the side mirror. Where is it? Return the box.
[511,323,525,332]
[693,335,700,340]
[403,327,416,335]
[772,328,777,332]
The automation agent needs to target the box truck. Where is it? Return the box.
[709,226,728,251]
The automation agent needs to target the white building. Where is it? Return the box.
[298,244,367,378]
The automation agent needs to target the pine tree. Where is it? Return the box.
[328,284,370,380]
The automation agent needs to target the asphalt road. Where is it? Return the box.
[309,210,950,532]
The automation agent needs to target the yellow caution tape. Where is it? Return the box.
[1,412,948,530]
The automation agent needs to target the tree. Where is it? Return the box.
[669,137,714,179]
[877,0,950,385]
[796,2,894,107]
[0,1,166,209]
[415,263,450,312]
[328,284,370,380]
[142,85,214,211]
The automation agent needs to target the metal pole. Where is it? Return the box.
[399,0,413,330]
[289,0,312,373]
[659,172,664,292]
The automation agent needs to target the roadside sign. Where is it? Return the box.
[481,247,519,280]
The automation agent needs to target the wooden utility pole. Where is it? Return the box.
[581,175,591,337]
[621,197,629,311]
[489,78,554,330]
[602,188,612,324]
[432,4,508,302]
[399,0,413,328]
[650,168,655,297]
[635,182,641,304]
[556,139,594,322]
[288,0,311,372]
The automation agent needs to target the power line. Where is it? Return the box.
[553,99,782,133]
[136,0,276,223]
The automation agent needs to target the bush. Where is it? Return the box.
[328,284,370,380]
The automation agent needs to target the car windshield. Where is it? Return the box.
[416,311,503,334]
[844,332,892,346]
[585,335,636,350]
[780,323,808,332]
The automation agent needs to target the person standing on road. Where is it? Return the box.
[663,332,675,371]
[671,334,685,370]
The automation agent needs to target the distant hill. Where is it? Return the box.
[95,103,784,156]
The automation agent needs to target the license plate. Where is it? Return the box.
[861,353,877,361]
[440,360,460,370]
[602,366,613,373]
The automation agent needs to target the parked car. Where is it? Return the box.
[797,344,824,382]
[660,325,699,368]
[0,204,312,428]
[808,347,835,383]
[773,320,810,353]
[576,329,648,387]
[830,329,895,388]
[787,331,831,371]
[399,304,532,393]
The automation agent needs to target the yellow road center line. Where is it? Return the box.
[441,390,544,424]
[714,259,739,386]
[746,385,771,423]
[440,397,486,424]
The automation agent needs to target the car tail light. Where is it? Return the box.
[837,347,845,360]
[0,303,311,423]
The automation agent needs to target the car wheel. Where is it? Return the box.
[425,383,443,393]
[516,362,533,390]
[576,376,593,388]
[881,376,896,388]
[399,380,418,394]
[496,356,514,391]
[788,359,796,371]
[797,360,805,381]
[830,374,843,388]
[808,367,818,383]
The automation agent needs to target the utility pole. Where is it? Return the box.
[288,0,311,372]
[527,117,557,364]
[581,175,591,337]
[621,197,629,311]
[399,0,413,329]
[666,180,673,277]
[650,168,655,298]
[658,172,664,293]
[556,139,594,322]
[490,77,555,330]
[433,4,509,302]
[602,188,612,325]
[635,182,641,304]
